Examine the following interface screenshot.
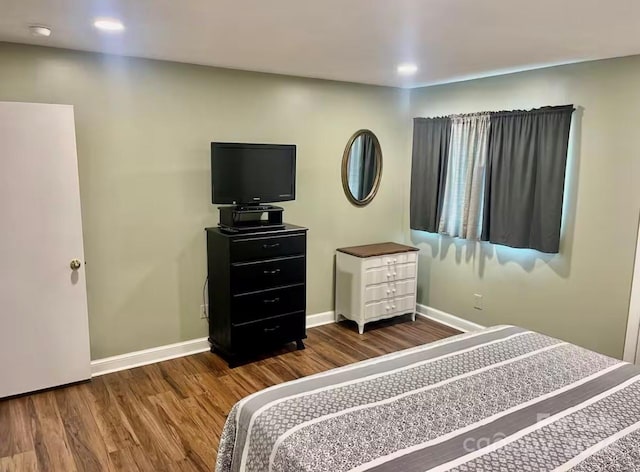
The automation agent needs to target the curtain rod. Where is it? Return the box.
[415,104,575,121]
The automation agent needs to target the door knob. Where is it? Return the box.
[70,259,82,270]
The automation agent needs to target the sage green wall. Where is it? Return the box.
[407,57,640,358]
[3,42,637,360]
[0,42,410,359]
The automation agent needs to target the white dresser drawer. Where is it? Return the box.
[363,251,417,270]
[382,252,417,266]
[364,279,416,303]
[364,262,417,285]
[364,295,416,320]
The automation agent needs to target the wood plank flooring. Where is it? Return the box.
[0,316,459,472]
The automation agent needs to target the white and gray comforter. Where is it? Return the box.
[216,325,640,471]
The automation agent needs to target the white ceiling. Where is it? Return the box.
[1,0,639,88]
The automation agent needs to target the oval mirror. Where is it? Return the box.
[341,129,382,206]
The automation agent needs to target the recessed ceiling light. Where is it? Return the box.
[397,63,418,76]
[29,25,52,37]
[93,18,125,32]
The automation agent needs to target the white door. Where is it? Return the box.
[0,102,90,398]
[624,212,640,364]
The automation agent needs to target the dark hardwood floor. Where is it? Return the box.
[0,316,459,472]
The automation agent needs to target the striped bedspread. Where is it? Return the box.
[216,325,640,471]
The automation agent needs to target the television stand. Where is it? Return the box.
[218,205,284,233]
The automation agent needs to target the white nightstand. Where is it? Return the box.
[335,242,419,334]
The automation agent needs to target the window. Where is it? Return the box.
[410,105,574,253]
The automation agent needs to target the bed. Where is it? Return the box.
[216,325,640,471]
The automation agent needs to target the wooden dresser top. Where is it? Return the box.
[337,242,419,258]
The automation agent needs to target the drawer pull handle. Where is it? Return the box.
[263,243,281,249]
[263,325,280,333]
[263,297,280,304]
[263,269,281,275]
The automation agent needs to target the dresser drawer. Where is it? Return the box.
[363,251,418,270]
[364,262,417,285]
[364,295,416,320]
[230,234,306,262]
[231,256,305,294]
[231,311,305,347]
[364,279,415,303]
[232,284,305,324]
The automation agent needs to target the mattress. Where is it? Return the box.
[216,325,640,471]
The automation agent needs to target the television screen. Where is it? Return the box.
[211,143,296,205]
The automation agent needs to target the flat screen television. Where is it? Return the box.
[211,143,296,205]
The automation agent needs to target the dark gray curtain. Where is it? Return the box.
[410,117,452,232]
[481,105,574,253]
[359,133,376,200]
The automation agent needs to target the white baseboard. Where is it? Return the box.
[306,310,335,328]
[90,307,478,377]
[416,304,485,333]
[91,337,211,377]
[91,310,336,377]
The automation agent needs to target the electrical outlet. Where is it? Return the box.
[200,304,208,319]
[473,294,483,310]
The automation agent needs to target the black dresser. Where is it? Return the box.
[205,224,308,366]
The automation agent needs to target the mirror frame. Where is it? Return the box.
[341,129,383,207]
